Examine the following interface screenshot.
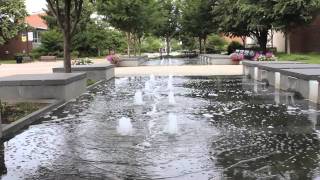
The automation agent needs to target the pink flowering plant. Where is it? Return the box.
[256,52,277,61]
[230,53,244,61]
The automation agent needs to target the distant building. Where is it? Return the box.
[246,15,320,53]
[0,13,48,59]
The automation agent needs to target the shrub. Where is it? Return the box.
[206,34,227,53]
[141,36,162,53]
[227,41,244,55]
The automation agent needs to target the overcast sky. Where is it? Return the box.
[25,0,47,14]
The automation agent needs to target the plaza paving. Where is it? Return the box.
[0,60,243,77]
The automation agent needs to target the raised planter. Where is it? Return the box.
[52,64,115,81]
[118,56,148,67]
[0,73,87,101]
[1,99,64,139]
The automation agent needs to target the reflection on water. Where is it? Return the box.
[0,76,320,179]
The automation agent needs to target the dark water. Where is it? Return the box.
[142,58,217,66]
[1,76,320,179]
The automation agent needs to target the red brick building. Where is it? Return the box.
[289,15,320,53]
[0,13,48,60]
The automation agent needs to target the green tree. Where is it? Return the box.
[0,0,27,45]
[97,0,159,57]
[215,0,320,53]
[141,36,162,53]
[46,0,84,73]
[180,0,217,54]
[153,0,180,56]
[273,0,320,54]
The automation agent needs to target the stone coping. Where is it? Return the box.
[279,68,320,80]
[0,73,86,86]
[53,64,114,71]
[258,64,320,72]
[242,60,304,67]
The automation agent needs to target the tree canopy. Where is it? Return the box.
[181,0,218,53]
[46,0,84,72]
[0,0,27,45]
[214,0,320,52]
[97,0,160,56]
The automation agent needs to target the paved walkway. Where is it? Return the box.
[0,61,243,77]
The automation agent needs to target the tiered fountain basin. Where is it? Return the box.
[52,64,115,81]
[2,76,320,179]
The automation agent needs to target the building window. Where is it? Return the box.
[33,31,41,43]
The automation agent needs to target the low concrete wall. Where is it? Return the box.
[118,56,148,67]
[53,64,115,81]
[0,73,87,101]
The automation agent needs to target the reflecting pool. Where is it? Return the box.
[1,76,320,179]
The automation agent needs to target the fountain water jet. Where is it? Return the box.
[167,75,174,90]
[167,113,178,134]
[275,72,281,89]
[150,74,156,83]
[309,80,319,103]
[168,91,176,104]
[134,90,144,105]
[145,81,151,92]
[117,117,133,136]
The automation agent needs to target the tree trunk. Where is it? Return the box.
[126,32,131,57]
[138,37,141,56]
[203,36,207,54]
[166,35,170,56]
[257,30,268,54]
[285,31,291,54]
[133,34,137,57]
[63,31,72,73]
[199,37,202,54]
[241,36,246,47]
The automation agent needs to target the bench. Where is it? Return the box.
[40,56,57,62]
[22,56,33,63]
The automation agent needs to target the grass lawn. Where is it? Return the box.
[0,60,16,64]
[277,52,320,64]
